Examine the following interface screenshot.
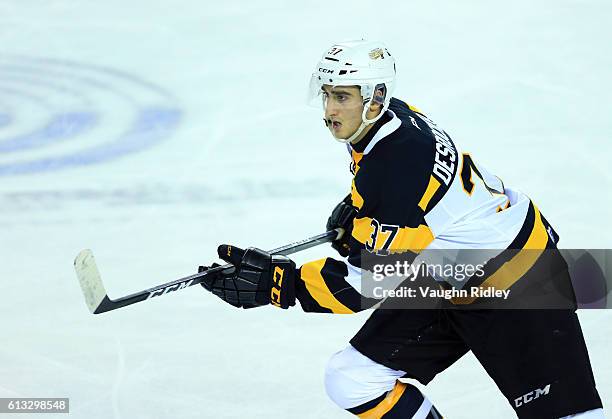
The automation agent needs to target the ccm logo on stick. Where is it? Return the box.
[270,266,285,307]
[514,384,551,407]
[148,280,194,299]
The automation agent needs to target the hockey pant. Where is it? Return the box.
[324,345,605,419]
[325,345,442,418]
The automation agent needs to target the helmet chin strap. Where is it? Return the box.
[334,96,387,144]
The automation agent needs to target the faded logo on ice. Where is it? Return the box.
[0,55,182,176]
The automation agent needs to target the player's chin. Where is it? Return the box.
[329,127,348,140]
[328,127,342,139]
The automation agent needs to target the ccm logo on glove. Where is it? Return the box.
[199,245,297,309]
[270,266,285,307]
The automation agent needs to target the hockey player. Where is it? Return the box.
[198,40,604,418]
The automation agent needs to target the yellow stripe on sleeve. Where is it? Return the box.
[393,224,435,250]
[352,217,375,244]
[417,175,441,211]
[300,259,354,314]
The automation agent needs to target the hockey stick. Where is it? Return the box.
[74,229,342,314]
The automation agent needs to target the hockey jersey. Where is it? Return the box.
[296,98,555,313]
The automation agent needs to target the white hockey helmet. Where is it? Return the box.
[308,39,396,143]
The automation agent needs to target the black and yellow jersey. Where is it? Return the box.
[295,98,556,313]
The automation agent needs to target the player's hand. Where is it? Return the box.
[326,194,357,257]
[199,245,296,309]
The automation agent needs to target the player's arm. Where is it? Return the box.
[294,192,383,314]
[296,139,435,314]
[287,188,377,314]
[197,240,368,312]
[196,197,371,313]
[195,195,377,313]
[199,131,435,312]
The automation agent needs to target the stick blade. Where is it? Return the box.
[74,249,109,314]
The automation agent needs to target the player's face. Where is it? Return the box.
[322,85,365,140]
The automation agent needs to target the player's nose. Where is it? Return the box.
[325,101,339,119]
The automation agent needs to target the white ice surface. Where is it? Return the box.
[0,0,610,418]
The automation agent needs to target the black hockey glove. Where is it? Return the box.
[326,194,357,257]
[199,245,296,309]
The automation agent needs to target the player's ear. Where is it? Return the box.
[368,86,385,115]
[369,100,382,112]
[367,96,383,117]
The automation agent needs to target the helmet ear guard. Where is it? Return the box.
[371,83,387,106]
[358,83,387,106]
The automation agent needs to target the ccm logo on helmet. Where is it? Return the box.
[514,384,551,408]
[319,68,334,74]
[270,266,285,307]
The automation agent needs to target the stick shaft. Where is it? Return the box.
[75,229,340,314]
